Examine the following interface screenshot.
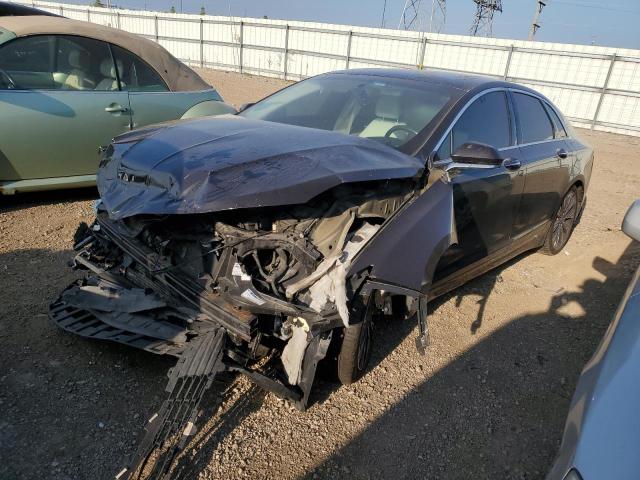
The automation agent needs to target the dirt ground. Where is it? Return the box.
[1,69,639,480]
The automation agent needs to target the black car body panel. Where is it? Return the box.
[98,116,425,220]
[49,68,593,477]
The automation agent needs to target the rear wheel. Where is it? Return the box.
[540,186,579,255]
[336,296,375,385]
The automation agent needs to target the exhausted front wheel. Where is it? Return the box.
[335,296,375,385]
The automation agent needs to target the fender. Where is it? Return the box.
[180,100,237,119]
[349,174,457,295]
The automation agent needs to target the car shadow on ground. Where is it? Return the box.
[0,187,98,213]
[299,240,640,480]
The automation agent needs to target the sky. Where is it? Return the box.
[72,0,640,49]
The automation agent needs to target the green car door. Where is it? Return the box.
[109,44,233,128]
[0,34,132,185]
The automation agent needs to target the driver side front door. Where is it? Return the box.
[432,89,525,285]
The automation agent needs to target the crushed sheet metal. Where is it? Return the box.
[285,210,356,298]
[97,116,424,220]
[349,177,457,294]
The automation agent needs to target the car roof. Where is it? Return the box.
[0,15,209,92]
[329,67,508,91]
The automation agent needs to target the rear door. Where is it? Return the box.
[0,34,131,181]
[511,91,568,238]
[432,89,525,281]
[110,44,219,129]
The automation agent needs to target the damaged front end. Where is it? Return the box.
[48,116,457,478]
[54,180,410,393]
[49,181,415,477]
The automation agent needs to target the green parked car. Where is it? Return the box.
[0,15,235,194]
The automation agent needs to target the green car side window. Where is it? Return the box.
[0,34,117,91]
[111,44,169,92]
[0,35,56,90]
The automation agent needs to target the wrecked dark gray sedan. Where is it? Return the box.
[49,68,593,478]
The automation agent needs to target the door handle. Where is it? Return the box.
[502,158,521,170]
[105,104,129,113]
[556,148,568,159]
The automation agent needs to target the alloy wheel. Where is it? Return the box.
[551,190,578,251]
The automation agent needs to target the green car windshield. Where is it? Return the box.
[240,74,452,150]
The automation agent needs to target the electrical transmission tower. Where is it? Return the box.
[470,0,503,37]
[398,0,446,33]
[528,0,546,40]
[430,0,447,33]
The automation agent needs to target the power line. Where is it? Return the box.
[554,0,640,14]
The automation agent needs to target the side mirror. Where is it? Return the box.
[450,142,503,166]
[238,102,255,112]
[622,200,640,242]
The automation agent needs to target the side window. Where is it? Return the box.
[545,103,568,138]
[451,91,511,153]
[0,34,116,91]
[0,35,56,89]
[111,45,168,92]
[55,36,115,91]
[512,93,554,144]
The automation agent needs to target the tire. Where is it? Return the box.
[336,297,375,385]
[540,186,579,256]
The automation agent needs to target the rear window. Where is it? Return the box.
[513,92,554,144]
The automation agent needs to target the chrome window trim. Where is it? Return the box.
[541,99,569,138]
[432,87,512,155]
[430,86,570,170]
[509,88,562,146]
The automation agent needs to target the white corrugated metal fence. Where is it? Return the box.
[11,0,640,136]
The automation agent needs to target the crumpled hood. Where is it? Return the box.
[97,116,424,219]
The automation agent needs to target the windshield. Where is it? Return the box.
[240,74,453,150]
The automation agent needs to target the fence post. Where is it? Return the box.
[200,18,204,68]
[503,45,514,80]
[345,31,353,69]
[154,15,159,42]
[238,21,244,74]
[418,36,428,69]
[591,53,617,130]
[283,25,290,80]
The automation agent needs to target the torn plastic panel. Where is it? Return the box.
[96,116,424,220]
[288,222,380,326]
